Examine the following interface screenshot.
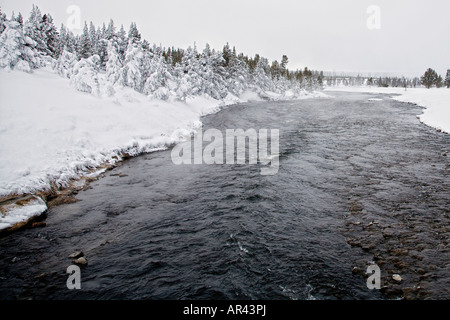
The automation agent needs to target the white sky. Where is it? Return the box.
[1,0,449,77]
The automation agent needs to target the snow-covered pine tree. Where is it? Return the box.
[97,37,108,70]
[24,5,47,57]
[105,40,124,86]
[53,47,77,78]
[175,44,205,99]
[0,21,40,72]
[71,55,101,96]
[0,7,6,34]
[198,43,228,99]
[251,56,273,93]
[270,60,281,80]
[105,19,116,41]
[127,22,141,46]
[117,24,127,61]
[15,12,24,27]
[41,14,59,58]
[121,41,149,92]
[58,24,68,54]
[78,22,92,59]
[223,47,251,96]
[144,47,173,100]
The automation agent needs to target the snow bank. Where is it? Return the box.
[325,86,450,133]
[0,195,47,231]
[0,67,324,205]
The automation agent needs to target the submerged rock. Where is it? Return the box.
[392,274,403,282]
[73,257,88,266]
[69,251,84,259]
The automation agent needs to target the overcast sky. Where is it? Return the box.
[2,0,449,77]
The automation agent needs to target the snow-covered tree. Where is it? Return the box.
[122,41,149,92]
[127,22,141,46]
[0,7,7,34]
[144,47,174,99]
[105,40,124,85]
[199,44,228,99]
[116,24,127,60]
[78,22,92,59]
[105,19,116,41]
[53,47,77,78]
[71,55,101,96]
[224,48,251,95]
[0,21,40,72]
[251,57,274,93]
[41,14,59,58]
[174,44,204,100]
[24,5,46,53]
[15,12,24,27]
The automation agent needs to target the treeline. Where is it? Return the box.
[324,76,422,88]
[324,69,450,89]
[0,5,325,101]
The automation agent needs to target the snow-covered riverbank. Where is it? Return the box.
[0,67,326,231]
[325,86,450,134]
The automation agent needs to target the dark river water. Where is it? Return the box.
[0,92,448,300]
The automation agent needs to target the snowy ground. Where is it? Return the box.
[0,67,327,230]
[325,86,450,134]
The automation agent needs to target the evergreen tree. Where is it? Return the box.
[0,7,7,34]
[97,37,108,69]
[127,22,141,46]
[16,12,24,27]
[280,55,289,77]
[175,44,203,99]
[252,56,273,92]
[78,22,92,59]
[54,47,77,78]
[222,43,233,68]
[270,60,281,80]
[445,69,450,88]
[24,5,47,55]
[421,68,439,89]
[42,14,59,58]
[105,40,124,85]
[71,55,101,96]
[105,19,116,40]
[436,75,443,88]
[117,24,127,60]
[144,47,173,100]
[0,21,40,72]
[122,41,149,92]
[89,21,98,53]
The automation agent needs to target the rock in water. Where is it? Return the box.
[392,274,402,282]
[69,251,84,259]
[73,257,88,266]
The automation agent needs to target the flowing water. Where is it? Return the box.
[0,92,448,300]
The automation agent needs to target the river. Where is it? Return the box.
[0,91,448,300]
